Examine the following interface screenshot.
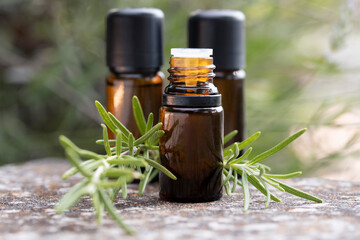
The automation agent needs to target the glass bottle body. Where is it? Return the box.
[159,106,223,202]
[213,69,245,145]
[106,72,163,138]
[160,50,223,202]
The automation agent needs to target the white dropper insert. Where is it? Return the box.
[171,48,213,58]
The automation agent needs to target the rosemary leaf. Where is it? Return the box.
[116,130,122,157]
[259,177,271,209]
[59,135,101,159]
[55,179,89,213]
[107,157,147,167]
[98,188,134,235]
[224,130,238,144]
[103,168,136,178]
[128,133,134,156]
[247,129,306,165]
[64,148,92,178]
[241,168,250,211]
[92,190,103,225]
[138,166,153,196]
[111,177,124,202]
[144,158,177,180]
[222,166,233,187]
[95,101,118,134]
[228,147,252,165]
[270,178,323,203]
[231,172,238,193]
[102,124,112,156]
[263,171,302,179]
[108,112,131,138]
[62,160,97,180]
[134,123,162,145]
[132,96,147,135]
[236,131,261,151]
[148,130,165,146]
[146,113,154,132]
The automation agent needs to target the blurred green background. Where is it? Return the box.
[1,0,359,180]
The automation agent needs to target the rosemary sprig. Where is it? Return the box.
[222,129,323,211]
[56,96,322,234]
[55,96,176,234]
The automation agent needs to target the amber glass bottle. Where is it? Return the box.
[106,8,164,138]
[188,10,246,145]
[159,48,223,203]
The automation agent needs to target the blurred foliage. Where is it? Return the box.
[0,0,359,174]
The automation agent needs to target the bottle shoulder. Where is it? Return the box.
[161,106,223,114]
[107,71,163,85]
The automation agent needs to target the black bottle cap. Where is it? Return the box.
[188,10,245,70]
[106,8,164,73]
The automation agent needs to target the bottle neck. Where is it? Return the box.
[165,57,218,95]
[163,56,221,107]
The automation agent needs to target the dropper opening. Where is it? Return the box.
[171,48,213,58]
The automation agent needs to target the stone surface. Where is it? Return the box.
[0,159,359,240]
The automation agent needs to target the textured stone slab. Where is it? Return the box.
[0,159,359,240]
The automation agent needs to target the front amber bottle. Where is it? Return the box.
[159,49,223,202]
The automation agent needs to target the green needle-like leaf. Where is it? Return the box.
[108,112,131,139]
[107,157,148,167]
[224,130,238,144]
[148,130,165,146]
[231,172,238,193]
[263,171,302,179]
[259,177,271,209]
[222,166,232,187]
[96,139,128,146]
[116,130,122,157]
[224,180,231,196]
[246,172,282,202]
[128,133,134,156]
[55,179,89,213]
[121,180,127,200]
[247,129,306,165]
[271,178,323,203]
[144,158,177,180]
[138,166,153,196]
[241,168,250,211]
[134,122,162,145]
[59,135,101,160]
[102,124,112,156]
[95,101,118,134]
[236,131,261,151]
[62,160,102,180]
[103,168,135,178]
[132,96,147,135]
[98,188,134,235]
[146,113,154,132]
[261,177,285,192]
[64,148,92,178]
[229,147,252,165]
[92,190,103,225]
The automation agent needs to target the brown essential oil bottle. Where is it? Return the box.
[188,10,246,145]
[159,48,223,203]
[106,8,164,139]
